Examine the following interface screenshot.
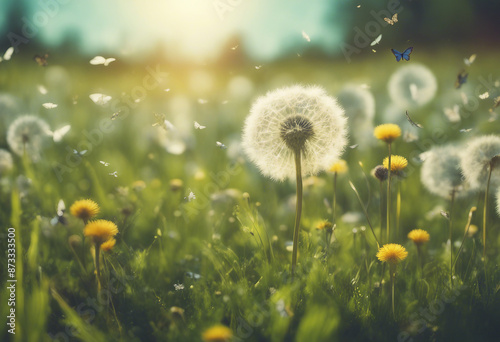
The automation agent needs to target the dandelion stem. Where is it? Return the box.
[396,183,401,240]
[387,143,392,243]
[416,244,423,278]
[95,244,102,294]
[483,162,494,262]
[349,181,380,248]
[453,207,476,271]
[291,150,303,277]
[449,190,455,287]
[333,171,338,228]
[390,264,396,318]
[379,181,384,244]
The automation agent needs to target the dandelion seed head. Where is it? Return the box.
[374,123,401,143]
[376,243,408,264]
[372,165,389,182]
[6,115,50,161]
[70,199,100,221]
[84,219,118,246]
[388,64,437,108]
[242,85,347,181]
[460,135,500,190]
[337,84,375,121]
[408,229,430,245]
[0,149,13,175]
[421,144,471,199]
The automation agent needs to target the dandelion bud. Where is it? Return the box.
[373,165,388,182]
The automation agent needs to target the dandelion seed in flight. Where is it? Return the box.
[302,30,311,42]
[231,45,238,50]
[464,54,476,66]
[37,85,48,95]
[479,92,489,100]
[164,88,170,92]
[0,46,14,62]
[255,65,262,70]
[89,93,112,106]
[460,128,472,133]
[357,5,361,8]
[109,171,118,177]
[89,56,116,66]
[443,105,461,122]
[349,144,358,149]
[370,34,382,46]
[405,110,423,128]
[185,191,196,202]
[194,121,206,129]
[197,98,208,104]
[42,102,58,109]
[48,125,71,142]
[216,141,227,149]
[73,149,87,156]
[384,13,398,25]
[100,161,110,166]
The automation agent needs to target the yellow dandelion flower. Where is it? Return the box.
[316,220,333,230]
[101,238,116,252]
[407,229,430,245]
[170,178,184,191]
[329,159,348,174]
[70,199,100,221]
[383,155,408,172]
[376,243,408,264]
[467,224,478,237]
[202,324,232,342]
[374,124,401,143]
[84,220,118,246]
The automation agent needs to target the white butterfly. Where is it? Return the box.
[89,56,116,66]
[194,121,206,130]
[109,171,118,177]
[47,125,71,142]
[443,105,461,123]
[479,92,489,100]
[89,93,112,105]
[370,34,382,46]
[0,47,14,62]
[37,85,48,95]
[464,54,476,67]
[216,141,227,149]
[50,199,67,226]
[100,161,110,166]
[302,30,311,42]
[42,102,58,109]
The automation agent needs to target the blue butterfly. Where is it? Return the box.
[391,47,413,61]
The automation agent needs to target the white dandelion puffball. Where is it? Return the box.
[420,144,471,199]
[460,135,500,190]
[0,149,14,175]
[242,85,348,181]
[337,84,375,148]
[7,115,51,161]
[388,64,437,109]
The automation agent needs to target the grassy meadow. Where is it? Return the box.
[1,46,500,342]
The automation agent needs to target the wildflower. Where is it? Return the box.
[388,64,437,109]
[243,85,347,275]
[242,85,347,181]
[408,229,430,245]
[202,324,233,342]
[6,115,50,161]
[374,124,401,144]
[376,243,408,264]
[101,238,116,252]
[420,145,471,199]
[0,149,13,175]
[329,160,348,174]
[84,219,118,246]
[373,165,388,182]
[383,155,408,172]
[70,199,100,222]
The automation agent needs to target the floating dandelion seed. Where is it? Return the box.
[109,171,118,177]
[302,30,311,42]
[89,93,112,106]
[202,325,232,342]
[0,149,13,176]
[0,46,14,62]
[243,85,347,274]
[231,45,238,50]
[164,88,170,92]
[194,121,206,129]
[100,161,110,166]
[388,64,437,108]
[42,102,58,109]
[37,85,48,94]
[460,128,472,133]
[255,65,262,70]
[216,141,227,149]
[89,56,116,66]
[420,144,470,199]
[7,115,50,161]
[48,124,71,143]
[73,149,87,156]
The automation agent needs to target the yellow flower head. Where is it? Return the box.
[101,238,116,252]
[407,229,430,245]
[383,155,408,172]
[84,220,118,246]
[467,224,478,238]
[170,178,184,192]
[202,325,232,342]
[70,199,100,221]
[329,159,348,174]
[376,243,408,264]
[374,124,401,143]
[316,220,333,231]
